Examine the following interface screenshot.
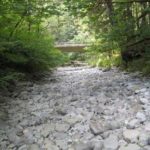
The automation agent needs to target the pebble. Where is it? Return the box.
[0,66,150,150]
[119,144,141,150]
[103,135,119,150]
[136,112,146,123]
[123,129,140,143]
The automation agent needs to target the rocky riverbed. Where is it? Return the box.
[0,66,150,150]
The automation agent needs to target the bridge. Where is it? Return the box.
[55,42,90,52]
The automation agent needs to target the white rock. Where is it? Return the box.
[18,145,28,150]
[44,140,59,150]
[89,120,108,135]
[119,144,141,150]
[28,144,40,150]
[139,132,150,146]
[103,135,119,150]
[94,141,103,150]
[41,123,55,138]
[123,129,140,143]
[145,123,150,132]
[136,112,146,123]
[55,123,70,132]
[139,98,149,105]
[72,142,93,150]
[126,119,140,129]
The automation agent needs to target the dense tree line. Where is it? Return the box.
[0,0,150,88]
[0,0,68,88]
[65,0,150,72]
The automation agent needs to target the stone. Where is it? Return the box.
[55,139,68,150]
[57,108,67,116]
[144,145,150,150]
[139,98,149,105]
[23,129,34,143]
[18,145,28,150]
[44,140,59,150]
[0,111,8,121]
[139,132,150,146]
[55,123,70,132]
[126,119,140,129]
[123,129,140,143]
[145,123,150,132]
[93,141,103,150]
[119,144,141,150]
[118,140,127,147]
[72,142,93,150]
[8,131,23,146]
[64,115,82,126]
[41,123,55,137]
[103,135,119,150]
[136,112,146,123]
[28,144,40,150]
[89,120,108,135]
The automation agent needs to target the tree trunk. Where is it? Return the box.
[105,0,114,26]
[9,17,24,40]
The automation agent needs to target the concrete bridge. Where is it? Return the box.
[55,43,90,52]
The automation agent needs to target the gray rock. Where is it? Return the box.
[136,112,146,123]
[55,139,68,150]
[139,132,150,146]
[8,131,23,146]
[55,123,70,132]
[18,145,28,150]
[57,108,67,116]
[123,129,140,143]
[64,115,82,126]
[23,129,34,144]
[44,140,59,150]
[89,120,108,135]
[72,142,93,150]
[144,145,150,150]
[93,141,103,150]
[0,111,8,121]
[41,123,55,137]
[119,144,142,150]
[103,135,119,150]
[145,123,150,132]
[139,98,149,105]
[28,144,40,150]
[126,119,140,129]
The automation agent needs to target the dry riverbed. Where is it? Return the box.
[0,66,150,150]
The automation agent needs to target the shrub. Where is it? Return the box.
[0,32,67,89]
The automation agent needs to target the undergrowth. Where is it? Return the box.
[0,32,68,89]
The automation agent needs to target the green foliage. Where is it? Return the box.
[0,0,68,89]
[0,70,24,89]
[86,51,121,68]
[67,52,86,61]
[65,0,150,75]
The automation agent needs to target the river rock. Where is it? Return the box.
[126,119,140,129]
[123,129,140,143]
[136,112,146,123]
[103,135,119,150]
[139,132,150,146]
[119,144,141,150]
[28,144,40,150]
[90,120,108,135]
[44,140,59,150]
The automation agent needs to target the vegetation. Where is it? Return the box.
[0,0,67,89]
[65,0,150,74]
[0,0,150,89]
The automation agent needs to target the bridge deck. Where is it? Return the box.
[55,44,89,52]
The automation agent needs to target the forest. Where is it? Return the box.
[0,0,150,89]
